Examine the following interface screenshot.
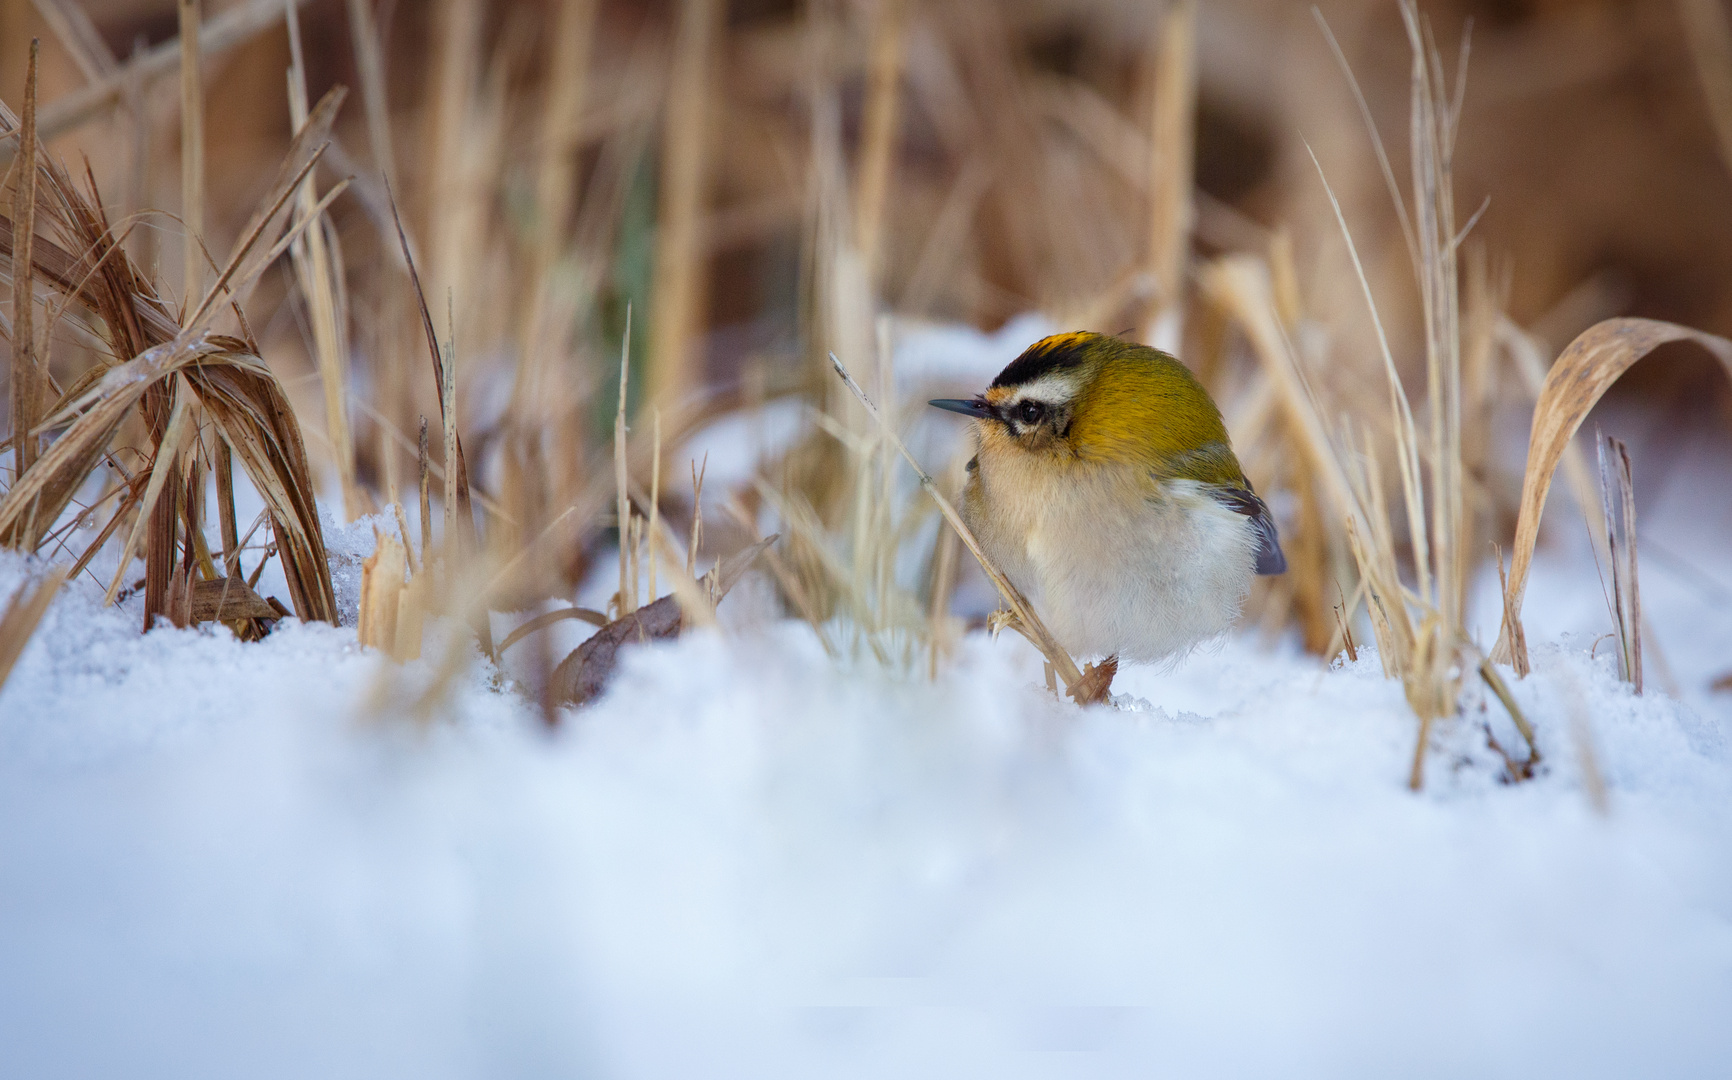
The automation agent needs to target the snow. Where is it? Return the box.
[2,319,1730,1078]
[4,529,1729,1079]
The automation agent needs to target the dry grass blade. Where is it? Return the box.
[499,606,610,654]
[385,183,481,557]
[1491,317,1732,672]
[104,375,194,605]
[442,320,457,546]
[1146,0,1195,336]
[1475,654,1537,773]
[1198,257,1357,521]
[9,38,42,480]
[33,0,119,83]
[418,416,432,556]
[286,9,361,520]
[615,304,633,615]
[1678,0,1732,178]
[648,0,718,405]
[0,565,67,699]
[826,351,1086,695]
[358,529,407,652]
[854,0,906,283]
[345,0,398,189]
[1597,433,1642,692]
[188,86,345,330]
[179,0,205,307]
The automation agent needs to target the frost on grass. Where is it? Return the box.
[1,531,1730,1078]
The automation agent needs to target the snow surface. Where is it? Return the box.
[2,315,1730,1078]
[4,529,1730,1079]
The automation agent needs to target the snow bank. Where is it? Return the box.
[2,535,1729,1078]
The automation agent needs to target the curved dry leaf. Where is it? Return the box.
[1492,317,1732,670]
[551,536,779,707]
[189,352,337,623]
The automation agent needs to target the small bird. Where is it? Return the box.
[930,331,1284,665]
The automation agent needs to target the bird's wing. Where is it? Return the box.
[1210,484,1286,575]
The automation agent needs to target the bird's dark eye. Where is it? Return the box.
[1018,401,1045,425]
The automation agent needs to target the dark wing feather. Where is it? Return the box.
[1211,484,1286,576]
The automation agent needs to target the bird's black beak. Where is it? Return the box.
[928,397,992,419]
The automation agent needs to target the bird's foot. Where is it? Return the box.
[986,608,1023,640]
[1068,654,1119,706]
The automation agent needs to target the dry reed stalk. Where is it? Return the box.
[358,527,407,653]
[1145,0,1195,343]
[1198,257,1357,522]
[826,351,1092,698]
[639,518,716,631]
[723,494,835,656]
[9,38,40,480]
[0,564,65,697]
[614,303,633,616]
[1490,317,1732,673]
[286,4,361,520]
[689,454,706,579]
[215,437,238,574]
[32,0,118,83]
[854,0,906,285]
[178,0,203,309]
[1596,433,1642,693]
[119,34,147,264]
[0,0,301,168]
[424,0,480,309]
[1475,653,1538,779]
[387,184,484,603]
[417,415,431,556]
[535,0,595,255]
[1404,3,1468,639]
[393,504,418,577]
[508,0,595,459]
[344,0,397,190]
[925,456,964,678]
[105,374,194,605]
[1678,0,1732,179]
[648,0,718,406]
[441,321,457,549]
[648,407,661,602]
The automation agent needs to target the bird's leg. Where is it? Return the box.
[986,608,1021,640]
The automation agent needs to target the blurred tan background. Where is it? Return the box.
[4,0,1730,636]
[8,1,1732,392]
